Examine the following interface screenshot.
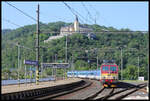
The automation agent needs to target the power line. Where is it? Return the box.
[81,2,95,24]
[63,2,91,24]
[3,18,148,35]
[2,18,36,31]
[2,18,22,28]
[5,2,37,22]
[7,41,35,51]
[62,2,84,24]
[88,3,112,26]
[63,2,77,17]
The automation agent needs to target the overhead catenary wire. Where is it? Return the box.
[2,18,37,34]
[3,18,148,35]
[81,2,95,24]
[3,2,149,37]
[88,3,112,26]
[2,18,23,28]
[5,2,37,22]
[63,2,92,24]
[5,2,48,30]
[7,41,35,52]
[3,2,57,37]
[4,2,67,34]
[63,2,84,24]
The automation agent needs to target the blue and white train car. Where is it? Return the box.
[67,70,101,80]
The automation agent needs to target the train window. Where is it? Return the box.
[90,73,94,75]
[110,66,116,71]
[102,66,109,71]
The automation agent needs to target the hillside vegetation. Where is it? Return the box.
[2,21,149,80]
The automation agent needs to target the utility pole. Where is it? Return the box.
[148,35,149,90]
[40,48,43,79]
[24,61,27,85]
[55,54,57,80]
[138,56,140,80]
[121,47,123,80]
[66,34,67,63]
[65,34,67,79]
[17,42,20,86]
[23,49,27,86]
[97,55,98,70]
[36,4,40,85]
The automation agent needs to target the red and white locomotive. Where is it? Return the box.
[100,60,118,87]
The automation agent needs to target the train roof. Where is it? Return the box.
[101,63,117,65]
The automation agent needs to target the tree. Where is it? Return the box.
[123,65,138,80]
[2,21,148,80]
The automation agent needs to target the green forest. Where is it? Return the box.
[2,21,149,80]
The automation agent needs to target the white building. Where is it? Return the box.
[44,15,94,43]
[60,15,93,36]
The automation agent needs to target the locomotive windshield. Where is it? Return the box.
[102,66,109,71]
[110,66,117,71]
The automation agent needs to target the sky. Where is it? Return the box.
[2,1,149,31]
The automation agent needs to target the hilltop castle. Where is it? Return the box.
[60,15,93,35]
[44,15,94,43]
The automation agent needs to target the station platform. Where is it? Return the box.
[2,78,81,94]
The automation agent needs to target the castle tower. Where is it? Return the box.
[74,15,79,32]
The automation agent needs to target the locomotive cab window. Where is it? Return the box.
[110,66,117,71]
[102,66,109,71]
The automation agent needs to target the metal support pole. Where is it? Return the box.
[17,43,20,86]
[64,68,65,80]
[71,55,74,78]
[41,56,43,79]
[97,55,98,70]
[72,55,74,78]
[138,56,140,80]
[52,67,53,81]
[55,54,57,80]
[66,35,67,63]
[65,35,67,79]
[24,49,27,85]
[148,34,149,89]
[41,63,43,79]
[25,64,27,85]
[96,55,98,79]
[30,66,32,84]
[36,4,40,85]
[121,48,123,80]
[148,36,149,94]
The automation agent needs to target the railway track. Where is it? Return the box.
[93,88,114,100]
[2,79,147,100]
[2,79,92,100]
[33,80,92,100]
[52,79,102,100]
[46,80,147,100]
[108,83,147,100]
[86,82,147,100]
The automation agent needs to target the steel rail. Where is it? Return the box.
[113,83,147,100]
[32,80,92,100]
[103,83,147,100]
[2,80,90,100]
[85,82,147,100]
